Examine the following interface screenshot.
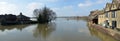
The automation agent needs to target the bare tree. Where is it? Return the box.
[33,7,56,23]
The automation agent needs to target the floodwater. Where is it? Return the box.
[0,18,118,41]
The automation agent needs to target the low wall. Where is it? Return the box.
[90,24,120,41]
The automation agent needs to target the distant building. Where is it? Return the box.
[17,12,30,21]
[0,14,17,22]
[0,12,30,23]
[5,14,17,21]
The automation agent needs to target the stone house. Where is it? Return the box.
[98,0,120,29]
[90,10,104,24]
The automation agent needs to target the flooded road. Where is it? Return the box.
[0,18,118,41]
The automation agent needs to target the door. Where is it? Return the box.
[112,21,117,28]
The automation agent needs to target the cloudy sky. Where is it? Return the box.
[0,0,112,17]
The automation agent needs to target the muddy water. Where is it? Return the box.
[0,18,118,41]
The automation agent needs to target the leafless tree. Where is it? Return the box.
[33,7,56,23]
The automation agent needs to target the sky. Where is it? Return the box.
[0,0,112,17]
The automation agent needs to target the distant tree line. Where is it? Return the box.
[33,7,56,23]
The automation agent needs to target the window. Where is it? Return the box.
[102,15,103,18]
[112,11,116,18]
[105,12,109,18]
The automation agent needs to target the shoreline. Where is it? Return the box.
[89,24,120,41]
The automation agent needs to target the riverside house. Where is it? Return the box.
[97,0,120,29]
[89,10,104,24]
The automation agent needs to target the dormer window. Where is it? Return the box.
[112,3,116,8]
[113,4,115,8]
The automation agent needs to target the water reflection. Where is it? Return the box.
[88,25,119,41]
[33,22,56,39]
[0,25,30,32]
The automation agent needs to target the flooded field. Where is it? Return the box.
[0,18,118,41]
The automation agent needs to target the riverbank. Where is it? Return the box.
[90,24,120,41]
